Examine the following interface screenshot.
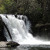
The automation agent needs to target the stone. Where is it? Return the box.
[0,16,7,41]
[6,41,19,47]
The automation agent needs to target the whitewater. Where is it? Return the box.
[0,14,50,45]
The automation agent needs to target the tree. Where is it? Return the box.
[3,0,17,14]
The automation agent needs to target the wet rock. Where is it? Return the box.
[0,16,7,41]
[6,41,19,47]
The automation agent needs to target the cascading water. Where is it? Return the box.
[0,14,50,45]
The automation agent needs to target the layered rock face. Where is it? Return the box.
[0,17,7,41]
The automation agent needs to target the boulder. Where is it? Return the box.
[6,41,19,47]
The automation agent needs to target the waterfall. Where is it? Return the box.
[0,14,50,45]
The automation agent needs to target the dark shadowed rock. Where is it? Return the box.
[0,16,7,41]
[6,41,19,47]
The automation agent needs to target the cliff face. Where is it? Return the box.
[0,17,7,41]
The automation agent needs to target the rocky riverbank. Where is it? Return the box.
[0,41,8,48]
[0,41,19,48]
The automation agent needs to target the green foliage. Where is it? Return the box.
[0,0,17,14]
[0,0,50,23]
[3,0,17,14]
[17,7,25,14]
[0,5,7,13]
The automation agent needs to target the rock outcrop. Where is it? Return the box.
[0,16,7,41]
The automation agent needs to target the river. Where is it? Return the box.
[0,45,50,50]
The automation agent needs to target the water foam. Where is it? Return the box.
[0,14,50,45]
